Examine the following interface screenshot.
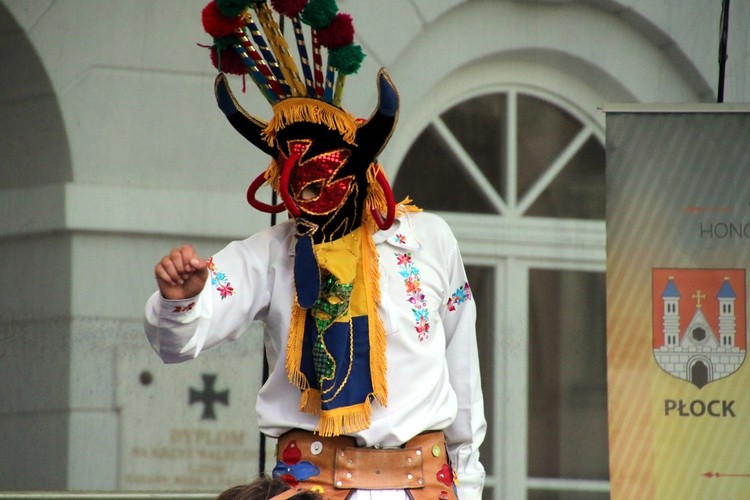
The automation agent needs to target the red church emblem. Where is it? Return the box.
[652,268,746,389]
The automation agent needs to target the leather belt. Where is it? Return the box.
[274,429,458,500]
[334,446,424,489]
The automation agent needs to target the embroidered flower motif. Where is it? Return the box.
[412,308,428,322]
[416,319,430,338]
[396,253,412,267]
[395,252,430,341]
[172,302,196,313]
[408,291,425,305]
[394,233,407,245]
[216,283,234,299]
[207,257,235,299]
[405,276,421,293]
[446,282,472,311]
[272,440,320,487]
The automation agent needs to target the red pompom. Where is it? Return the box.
[316,13,354,48]
[202,0,245,38]
[210,46,246,75]
[270,0,308,18]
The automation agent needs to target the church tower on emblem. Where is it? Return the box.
[718,277,737,347]
[653,271,746,389]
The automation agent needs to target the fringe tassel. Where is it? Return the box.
[365,164,422,226]
[396,195,422,215]
[264,159,281,192]
[263,98,357,146]
[365,163,387,221]
[285,301,310,390]
[299,388,321,415]
[316,399,374,437]
[360,221,388,407]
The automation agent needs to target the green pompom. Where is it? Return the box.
[328,43,365,75]
[213,35,239,51]
[216,0,257,17]
[301,0,338,30]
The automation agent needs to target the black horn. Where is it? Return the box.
[214,73,275,156]
[355,69,399,160]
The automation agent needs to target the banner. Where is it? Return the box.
[606,106,750,499]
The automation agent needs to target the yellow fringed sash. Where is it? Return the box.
[285,225,388,437]
[281,163,421,437]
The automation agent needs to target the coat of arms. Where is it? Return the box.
[652,268,746,388]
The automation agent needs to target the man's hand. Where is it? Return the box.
[154,244,209,300]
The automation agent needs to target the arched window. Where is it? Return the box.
[394,88,609,499]
[394,91,604,219]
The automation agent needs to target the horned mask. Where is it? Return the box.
[202,0,407,437]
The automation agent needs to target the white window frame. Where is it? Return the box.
[387,63,608,498]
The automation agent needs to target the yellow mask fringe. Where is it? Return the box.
[285,301,310,390]
[263,98,357,146]
[396,195,422,215]
[253,3,306,97]
[365,163,387,219]
[316,398,374,437]
[365,164,422,224]
[264,159,280,192]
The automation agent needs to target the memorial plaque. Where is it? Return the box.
[116,327,266,491]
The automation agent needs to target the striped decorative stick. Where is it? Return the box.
[332,73,346,107]
[323,62,335,103]
[254,2,307,97]
[231,40,277,105]
[234,27,287,100]
[244,12,291,97]
[311,30,325,98]
[291,16,316,97]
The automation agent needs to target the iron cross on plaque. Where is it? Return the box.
[189,373,229,420]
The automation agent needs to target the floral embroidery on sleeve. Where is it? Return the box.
[446,282,472,311]
[395,252,430,341]
[172,302,196,313]
[207,257,235,299]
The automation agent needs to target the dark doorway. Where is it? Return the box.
[691,360,709,389]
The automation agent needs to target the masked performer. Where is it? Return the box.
[145,1,485,498]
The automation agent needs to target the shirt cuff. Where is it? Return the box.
[160,297,200,321]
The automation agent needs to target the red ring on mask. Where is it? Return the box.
[279,151,302,217]
[246,172,286,213]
